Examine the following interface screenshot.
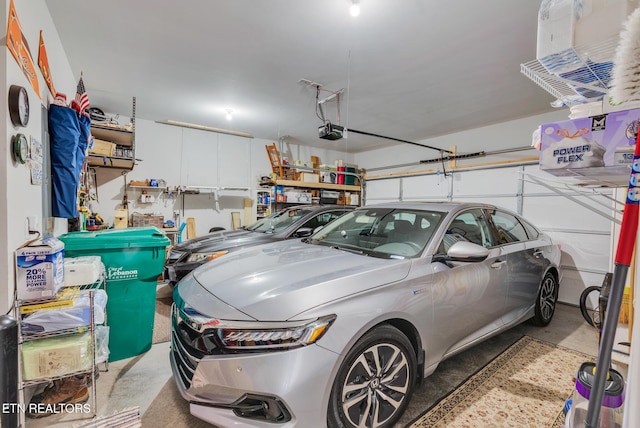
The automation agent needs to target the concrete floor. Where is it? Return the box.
[23,302,620,428]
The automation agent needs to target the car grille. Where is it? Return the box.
[171,303,222,388]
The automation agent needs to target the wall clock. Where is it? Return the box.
[8,85,29,127]
[12,133,29,164]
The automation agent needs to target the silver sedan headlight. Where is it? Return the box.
[186,250,229,263]
[218,316,336,350]
[181,306,336,352]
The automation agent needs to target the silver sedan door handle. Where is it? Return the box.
[533,249,544,258]
[491,259,506,269]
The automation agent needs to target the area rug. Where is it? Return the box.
[409,336,595,428]
[152,297,173,344]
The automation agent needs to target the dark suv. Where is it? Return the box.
[164,205,353,287]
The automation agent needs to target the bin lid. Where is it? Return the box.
[574,362,625,408]
[59,226,171,250]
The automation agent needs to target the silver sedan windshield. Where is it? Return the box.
[310,208,444,258]
[246,207,312,233]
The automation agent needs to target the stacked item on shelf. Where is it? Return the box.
[524,0,640,106]
[15,237,64,301]
[21,332,93,381]
[20,287,106,334]
[537,107,640,186]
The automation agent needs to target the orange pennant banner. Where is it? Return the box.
[38,31,56,97]
[6,0,41,98]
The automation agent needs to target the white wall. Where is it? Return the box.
[1,0,76,313]
[89,119,355,237]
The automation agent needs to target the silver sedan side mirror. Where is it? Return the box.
[447,241,490,262]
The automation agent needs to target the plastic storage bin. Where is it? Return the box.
[58,227,170,361]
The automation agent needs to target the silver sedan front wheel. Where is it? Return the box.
[328,325,416,428]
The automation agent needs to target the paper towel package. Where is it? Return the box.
[15,237,65,301]
[64,256,103,287]
[539,108,640,185]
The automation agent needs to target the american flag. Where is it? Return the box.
[74,76,90,114]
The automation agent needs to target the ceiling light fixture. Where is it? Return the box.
[225,109,233,121]
[350,0,360,17]
[156,119,253,138]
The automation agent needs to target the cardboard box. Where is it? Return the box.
[319,165,337,183]
[16,238,65,301]
[320,190,340,204]
[88,138,116,156]
[284,190,312,204]
[21,332,92,380]
[131,213,164,228]
[114,208,128,229]
[539,108,640,185]
[299,172,320,183]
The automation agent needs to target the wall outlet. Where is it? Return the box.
[27,215,40,235]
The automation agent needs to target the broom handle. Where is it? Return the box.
[585,132,640,427]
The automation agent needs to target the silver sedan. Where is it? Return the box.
[170,202,561,427]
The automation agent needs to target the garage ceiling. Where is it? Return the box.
[44,0,556,154]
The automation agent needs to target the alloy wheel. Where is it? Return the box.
[340,342,410,427]
[538,274,557,322]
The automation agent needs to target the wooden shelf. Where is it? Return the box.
[88,98,136,171]
[129,185,165,190]
[87,154,135,169]
[90,124,134,147]
[274,179,360,192]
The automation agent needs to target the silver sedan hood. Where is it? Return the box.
[172,229,272,253]
[184,239,411,320]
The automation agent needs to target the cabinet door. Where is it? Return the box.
[180,129,219,187]
[218,134,250,188]
[135,120,182,184]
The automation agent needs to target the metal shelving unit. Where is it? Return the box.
[521,36,619,106]
[87,97,136,169]
[14,268,107,426]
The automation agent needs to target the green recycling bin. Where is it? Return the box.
[58,227,170,362]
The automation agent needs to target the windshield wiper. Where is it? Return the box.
[330,245,365,255]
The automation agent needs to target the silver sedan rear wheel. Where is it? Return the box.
[328,325,416,428]
[532,272,558,326]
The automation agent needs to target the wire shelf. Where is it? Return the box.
[521,36,620,106]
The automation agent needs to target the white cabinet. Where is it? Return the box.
[179,128,218,188]
[179,131,251,189]
[218,134,251,189]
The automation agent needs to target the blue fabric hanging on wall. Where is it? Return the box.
[49,104,89,218]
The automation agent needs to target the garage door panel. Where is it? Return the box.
[366,180,400,201]
[559,269,607,305]
[549,231,610,271]
[402,175,448,199]
[522,196,613,231]
[452,168,521,196]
